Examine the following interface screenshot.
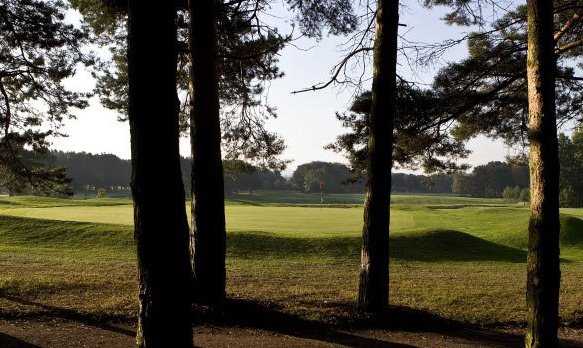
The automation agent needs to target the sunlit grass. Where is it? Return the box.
[0,193,581,327]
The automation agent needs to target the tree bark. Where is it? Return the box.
[525,1,561,347]
[127,2,193,347]
[189,0,227,306]
[357,0,399,313]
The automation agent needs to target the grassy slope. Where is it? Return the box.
[228,190,510,206]
[2,196,581,258]
[0,193,582,326]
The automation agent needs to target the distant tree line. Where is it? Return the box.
[6,146,583,209]
[453,129,583,208]
[392,174,453,194]
[0,152,448,195]
[452,161,530,198]
[13,153,455,196]
[48,151,131,193]
[558,128,583,208]
[214,160,291,195]
[291,162,364,193]
[30,151,291,196]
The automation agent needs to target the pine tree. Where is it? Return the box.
[326,85,470,180]
[427,2,583,146]
[425,1,572,344]
[525,1,560,345]
[72,0,289,169]
[0,0,93,194]
[357,0,400,313]
[188,0,227,306]
[127,1,193,346]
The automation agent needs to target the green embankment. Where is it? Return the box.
[0,193,581,325]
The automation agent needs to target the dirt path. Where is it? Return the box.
[0,319,582,347]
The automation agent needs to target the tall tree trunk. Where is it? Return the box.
[189,0,227,306]
[127,2,193,347]
[525,1,561,347]
[357,0,398,313]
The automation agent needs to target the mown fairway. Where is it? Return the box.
[0,193,582,327]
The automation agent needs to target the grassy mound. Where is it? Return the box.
[0,215,527,263]
[390,229,526,262]
[228,191,365,205]
[560,215,583,247]
[226,191,511,206]
[0,196,582,326]
[229,229,527,263]
[0,215,133,255]
[1,196,582,262]
[0,196,131,209]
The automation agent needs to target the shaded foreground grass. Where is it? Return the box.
[0,194,582,330]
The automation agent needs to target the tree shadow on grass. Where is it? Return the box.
[1,294,413,347]
[566,315,583,329]
[195,299,417,347]
[0,295,135,337]
[199,299,582,348]
[354,304,523,345]
[363,305,583,347]
[228,229,527,263]
[2,295,581,347]
[197,299,506,347]
[0,333,40,348]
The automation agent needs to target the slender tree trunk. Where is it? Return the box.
[127,2,193,347]
[357,0,398,313]
[525,1,561,347]
[189,0,227,306]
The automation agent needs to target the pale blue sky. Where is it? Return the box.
[55,1,514,175]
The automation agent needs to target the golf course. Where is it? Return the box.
[0,191,581,336]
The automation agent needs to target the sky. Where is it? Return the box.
[53,1,514,176]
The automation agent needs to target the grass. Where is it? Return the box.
[228,190,510,206]
[0,192,581,327]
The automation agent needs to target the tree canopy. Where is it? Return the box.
[326,85,470,178]
[452,160,529,198]
[0,0,93,194]
[429,1,583,147]
[72,0,291,169]
[291,161,364,193]
[558,127,583,207]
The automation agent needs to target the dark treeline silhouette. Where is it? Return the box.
[291,161,364,193]
[47,151,131,193]
[9,149,583,209]
[558,129,583,208]
[221,160,291,195]
[22,153,450,196]
[392,174,452,194]
[452,161,529,198]
[16,153,443,196]
[37,151,290,196]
